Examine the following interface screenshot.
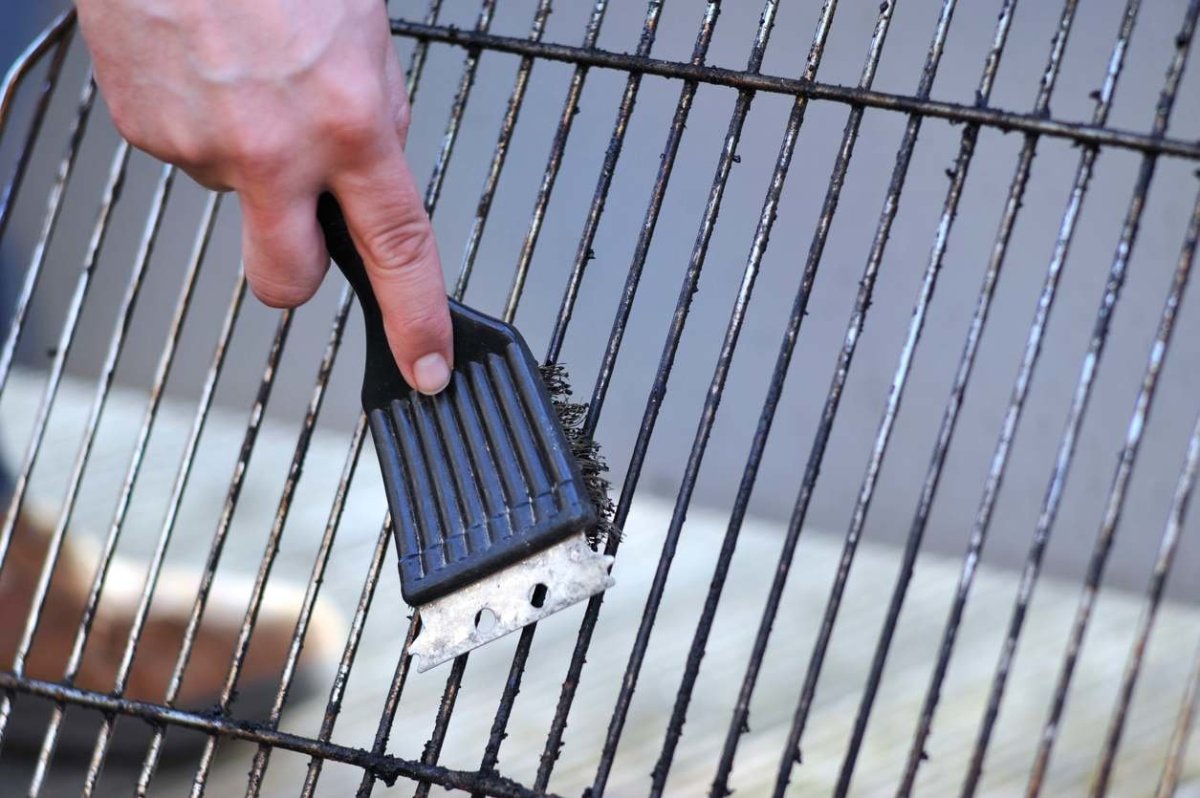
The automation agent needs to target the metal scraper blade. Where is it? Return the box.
[408,533,613,671]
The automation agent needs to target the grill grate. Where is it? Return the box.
[2,0,1200,795]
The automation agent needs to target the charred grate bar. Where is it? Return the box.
[1,0,1200,796]
[388,17,1200,162]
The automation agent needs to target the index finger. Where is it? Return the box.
[332,144,453,396]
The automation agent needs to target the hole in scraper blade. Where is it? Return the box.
[530,583,549,608]
[474,607,498,635]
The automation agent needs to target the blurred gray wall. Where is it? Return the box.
[2,2,66,69]
[3,0,1200,599]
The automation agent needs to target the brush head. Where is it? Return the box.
[318,195,615,668]
[538,361,618,549]
[363,313,599,606]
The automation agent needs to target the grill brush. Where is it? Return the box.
[317,194,615,672]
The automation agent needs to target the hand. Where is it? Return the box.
[74,0,453,394]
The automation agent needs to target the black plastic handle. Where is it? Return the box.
[316,193,414,410]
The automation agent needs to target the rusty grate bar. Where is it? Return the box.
[0,673,556,798]
[387,17,1200,163]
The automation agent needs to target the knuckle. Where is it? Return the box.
[110,112,206,169]
[394,303,450,340]
[247,271,319,309]
[319,82,384,150]
[169,134,218,171]
[223,129,289,180]
[363,216,436,276]
[185,167,232,193]
[327,113,377,151]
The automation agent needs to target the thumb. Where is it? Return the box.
[332,146,453,395]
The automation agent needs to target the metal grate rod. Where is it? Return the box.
[1024,5,1200,792]
[13,140,132,795]
[817,0,1021,790]
[0,72,96,455]
[0,671,559,798]
[422,0,497,220]
[496,0,608,324]
[187,290,353,796]
[0,137,128,606]
[0,11,72,248]
[243,412,369,795]
[963,2,1199,791]
[17,190,223,790]
[1090,184,1200,797]
[403,0,444,103]
[1156,635,1200,797]
[735,0,963,791]
[126,280,288,793]
[291,512,395,797]
[389,17,1200,163]
[470,0,617,784]
[650,0,839,791]
[67,194,230,794]
[889,0,1141,791]
[542,0,664,365]
[591,0,788,790]
[345,525,419,798]
[0,106,120,736]
[894,1,1079,788]
[454,0,555,306]
[536,0,726,789]
[707,0,903,789]
[18,160,174,789]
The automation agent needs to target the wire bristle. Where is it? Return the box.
[539,362,618,547]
